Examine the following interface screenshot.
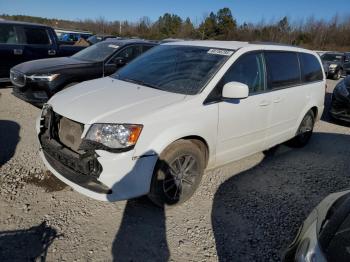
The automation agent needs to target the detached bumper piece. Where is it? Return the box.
[39,108,111,194]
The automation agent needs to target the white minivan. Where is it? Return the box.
[37,41,325,206]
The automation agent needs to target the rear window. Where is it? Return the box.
[23,27,50,45]
[0,24,18,44]
[300,53,323,83]
[265,52,301,89]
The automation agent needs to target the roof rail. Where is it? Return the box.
[249,41,299,48]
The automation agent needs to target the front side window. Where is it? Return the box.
[300,53,323,83]
[23,27,50,45]
[113,45,232,95]
[265,52,300,89]
[0,24,18,44]
[321,53,344,62]
[220,52,265,94]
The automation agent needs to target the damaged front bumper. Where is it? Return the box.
[36,108,158,202]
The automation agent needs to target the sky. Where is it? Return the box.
[1,0,350,25]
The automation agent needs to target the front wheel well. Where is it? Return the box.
[177,136,209,167]
[310,106,318,119]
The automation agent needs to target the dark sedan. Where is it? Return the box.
[11,39,157,106]
[330,76,350,122]
[284,190,350,262]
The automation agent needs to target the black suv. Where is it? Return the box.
[11,39,157,106]
[321,52,350,80]
[0,20,86,83]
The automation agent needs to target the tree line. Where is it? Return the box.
[1,7,350,51]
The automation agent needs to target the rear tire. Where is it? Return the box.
[148,140,205,207]
[288,110,315,148]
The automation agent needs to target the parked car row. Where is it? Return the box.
[0,20,88,82]
[11,39,157,106]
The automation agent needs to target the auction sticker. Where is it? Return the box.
[207,49,234,56]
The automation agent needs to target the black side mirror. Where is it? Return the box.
[114,57,126,67]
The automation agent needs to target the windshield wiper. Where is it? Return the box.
[121,77,160,90]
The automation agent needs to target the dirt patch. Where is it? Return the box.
[25,170,67,192]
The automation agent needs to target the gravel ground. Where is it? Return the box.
[0,79,349,262]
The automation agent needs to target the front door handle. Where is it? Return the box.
[48,49,56,56]
[259,100,271,107]
[13,49,23,55]
[273,97,282,103]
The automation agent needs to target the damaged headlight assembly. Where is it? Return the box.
[83,124,143,151]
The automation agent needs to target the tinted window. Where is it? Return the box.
[265,52,300,89]
[23,28,50,45]
[113,45,230,95]
[142,45,154,52]
[117,46,142,63]
[322,53,344,62]
[0,24,18,44]
[72,41,120,62]
[300,53,323,82]
[221,52,265,94]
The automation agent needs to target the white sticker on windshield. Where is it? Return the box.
[108,44,120,49]
[207,49,234,56]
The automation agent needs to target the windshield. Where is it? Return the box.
[112,45,233,95]
[72,42,120,62]
[322,53,343,62]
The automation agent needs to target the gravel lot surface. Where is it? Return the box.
[0,79,349,262]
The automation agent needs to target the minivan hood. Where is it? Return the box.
[49,77,186,124]
[12,57,96,74]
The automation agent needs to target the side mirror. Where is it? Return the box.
[222,82,249,99]
[114,57,126,66]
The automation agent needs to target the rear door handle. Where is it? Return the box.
[13,49,23,55]
[259,100,271,107]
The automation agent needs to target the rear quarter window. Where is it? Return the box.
[23,27,50,45]
[299,53,323,83]
[265,51,301,89]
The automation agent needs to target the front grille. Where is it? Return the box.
[10,70,26,87]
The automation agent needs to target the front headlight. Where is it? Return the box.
[329,64,337,69]
[85,124,143,149]
[28,73,60,82]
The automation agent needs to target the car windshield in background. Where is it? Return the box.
[322,53,343,62]
[113,45,233,95]
[71,42,120,62]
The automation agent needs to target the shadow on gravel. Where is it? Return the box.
[0,120,20,167]
[111,152,170,262]
[0,221,57,261]
[112,197,169,262]
[212,132,350,261]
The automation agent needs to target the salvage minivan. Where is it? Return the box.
[37,41,325,206]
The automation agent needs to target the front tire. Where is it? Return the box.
[148,140,205,207]
[288,110,315,148]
